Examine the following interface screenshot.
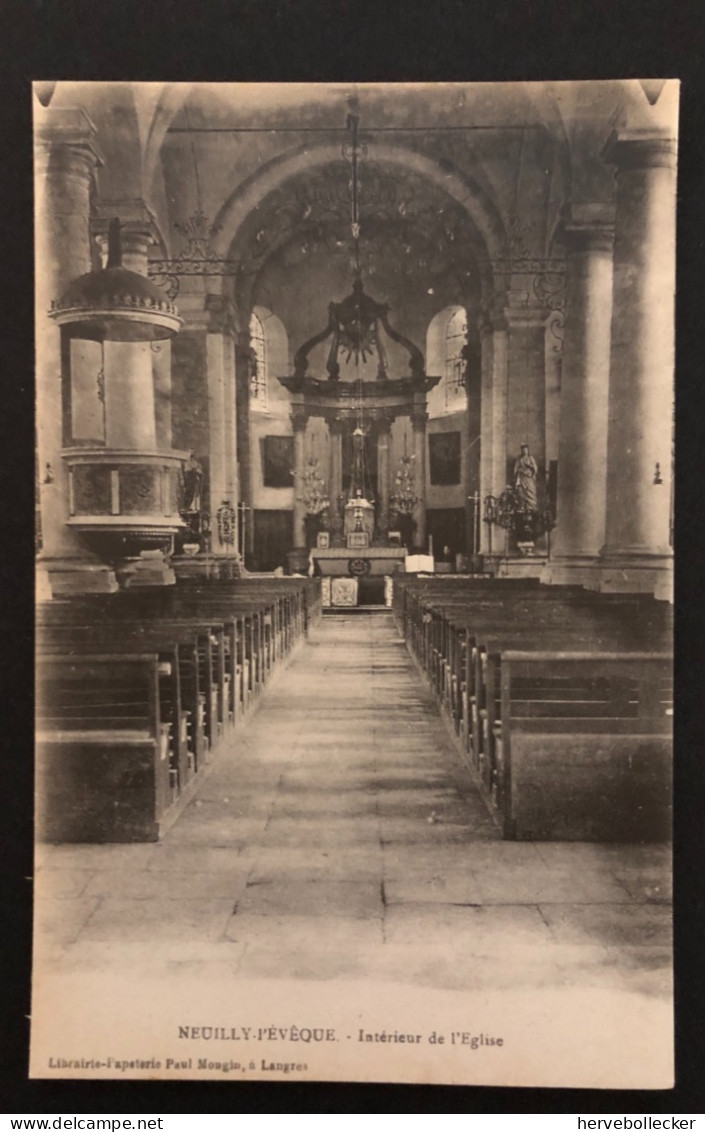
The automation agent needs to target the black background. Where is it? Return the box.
[2,0,704,1114]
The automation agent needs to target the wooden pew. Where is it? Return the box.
[38,617,227,768]
[35,577,320,843]
[36,652,173,842]
[490,651,672,841]
[392,576,672,841]
[38,622,211,785]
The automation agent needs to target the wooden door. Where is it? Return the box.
[253,510,293,572]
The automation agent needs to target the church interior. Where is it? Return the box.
[32,81,676,1079]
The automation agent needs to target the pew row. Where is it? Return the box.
[392,575,672,842]
[488,651,672,841]
[36,653,172,842]
[36,577,321,843]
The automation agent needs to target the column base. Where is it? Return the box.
[36,557,119,600]
[597,549,673,602]
[491,554,548,580]
[116,551,176,589]
[543,554,604,591]
[172,554,242,582]
[287,548,309,575]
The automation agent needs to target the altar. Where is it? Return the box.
[313,545,407,608]
[274,141,441,594]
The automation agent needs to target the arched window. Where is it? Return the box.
[249,310,268,409]
[426,305,468,418]
[444,307,468,412]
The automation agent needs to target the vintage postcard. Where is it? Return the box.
[32,80,676,1088]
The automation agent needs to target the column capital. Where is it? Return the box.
[504,304,547,329]
[479,293,509,332]
[602,129,677,172]
[92,200,164,270]
[92,197,159,231]
[563,223,615,255]
[93,204,164,277]
[291,405,309,432]
[34,107,104,175]
[204,293,238,335]
[168,292,211,331]
[478,310,508,334]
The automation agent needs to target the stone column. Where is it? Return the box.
[411,408,428,551]
[490,314,510,497]
[222,331,238,511]
[600,131,676,595]
[501,301,548,569]
[104,340,158,449]
[551,223,614,577]
[96,207,174,453]
[205,296,239,557]
[292,405,308,550]
[477,307,509,557]
[376,416,392,537]
[34,106,117,594]
[235,328,255,564]
[544,332,562,474]
[206,331,227,553]
[328,418,344,545]
[505,303,547,474]
[152,340,173,450]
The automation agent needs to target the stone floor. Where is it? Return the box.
[34,612,672,999]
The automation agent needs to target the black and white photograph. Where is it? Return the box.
[32,79,676,1089]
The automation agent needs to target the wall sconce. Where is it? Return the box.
[653,462,663,485]
[43,463,54,484]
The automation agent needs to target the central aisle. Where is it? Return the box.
[36,612,670,998]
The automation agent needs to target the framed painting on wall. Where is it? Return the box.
[429,431,461,485]
[261,435,294,488]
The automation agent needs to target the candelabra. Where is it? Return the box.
[390,453,417,515]
[483,488,556,557]
[299,457,330,517]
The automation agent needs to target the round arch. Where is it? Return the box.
[211,140,508,288]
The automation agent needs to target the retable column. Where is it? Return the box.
[328,418,344,545]
[600,131,676,594]
[376,417,392,537]
[291,405,308,550]
[551,223,614,574]
[411,407,428,551]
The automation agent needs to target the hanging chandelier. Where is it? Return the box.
[288,113,427,388]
